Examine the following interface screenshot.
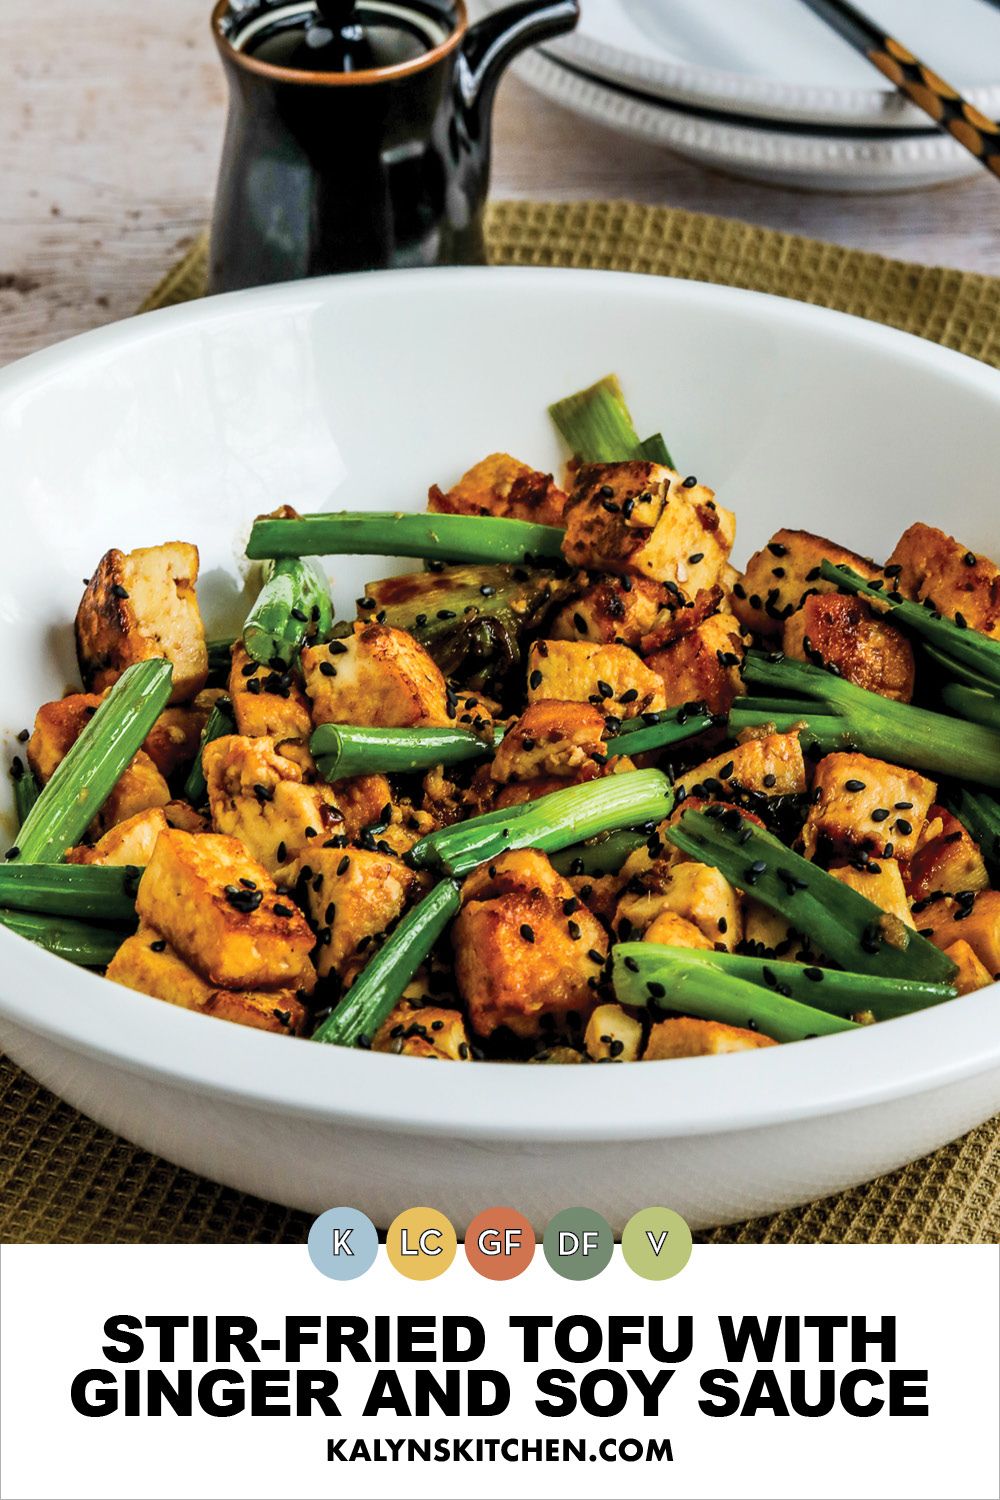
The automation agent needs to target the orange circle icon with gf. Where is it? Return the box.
[464,1207,536,1280]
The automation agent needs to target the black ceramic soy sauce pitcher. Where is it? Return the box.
[209,0,579,292]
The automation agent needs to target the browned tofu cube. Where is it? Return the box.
[75,542,208,703]
[28,693,171,835]
[163,799,209,835]
[562,462,735,595]
[917,890,1000,976]
[143,692,220,777]
[905,805,990,902]
[642,910,714,950]
[830,859,914,928]
[98,750,172,835]
[550,575,670,648]
[66,807,168,867]
[802,753,936,862]
[372,1000,471,1059]
[135,829,316,991]
[298,845,416,981]
[228,641,313,744]
[107,924,307,1034]
[732,529,879,637]
[887,523,1000,638]
[675,730,807,802]
[526,640,666,718]
[428,452,568,527]
[491,700,606,784]
[453,849,608,1038]
[616,860,741,948]
[203,735,344,883]
[302,623,452,728]
[783,593,915,703]
[584,1003,643,1062]
[942,938,992,995]
[644,1017,777,1059]
[646,610,747,714]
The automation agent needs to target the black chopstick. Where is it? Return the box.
[800,0,1000,181]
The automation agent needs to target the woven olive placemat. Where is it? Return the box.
[2,198,998,1244]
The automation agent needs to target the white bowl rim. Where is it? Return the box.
[2,264,999,1146]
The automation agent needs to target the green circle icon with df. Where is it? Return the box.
[308,1207,379,1280]
[544,1208,614,1280]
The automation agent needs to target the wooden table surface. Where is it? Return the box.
[4,0,1000,368]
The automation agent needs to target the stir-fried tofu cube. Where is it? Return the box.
[906,805,990,901]
[228,642,312,744]
[143,693,219,778]
[453,849,608,1038]
[203,735,343,883]
[326,773,397,841]
[75,542,208,703]
[732,529,879,637]
[67,807,168,867]
[98,751,172,835]
[491,700,606,784]
[526,640,666,719]
[644,1016,776,1059]
[646,610,747,714]
[801,753,935,862]
[372,1000,471,1059]
[27,692,104,782]
[550,575,669,648]
[675,730,806,802]
[163,799,209,835]
[642,910,714,950]
[562,462,735,594]
[616,860,741,949]
[886,523,1000,638]
[783,593,915,703]
[942,939,993,995]
[107,924,307,1034]
[302,623,452,729]
[830,859,914,928]
[135,829,316,991]
[298,845,415,981]
[584,1003,643,1062]
[428,452,567,527]
[917,890,1000,976]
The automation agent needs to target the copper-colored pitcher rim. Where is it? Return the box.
[211,0,469,86]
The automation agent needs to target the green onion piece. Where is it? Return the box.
[0,862,141,920]
[311,723,503,782]
[743,649,1000,787]
[551,829,647,876]
[312,879,461,1047]
[738,695,817,715]
[183,698,236,805]
[612,946,856,1043]
[920,642,997,692]
[549,374,646,463]
[947,789,1000,881]
[0,909,127,967]
[11,759,39,826]
[638,432,676,467]
[940,682,1000,731]
[613,705,716,757]
[410,768,673,877]
[246,512,565,566]
[243,557,333,668]
[821,561,1000,690]
[726,707,857,755]
[667,808,957,983]
[616,942,956,1023]
[12,660,173,864]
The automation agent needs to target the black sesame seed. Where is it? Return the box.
[529,669,543,690]
[150,938,167,953]
[767,541,788,557]
[596,679,614,699]
[337,855,350,876]
[682,475,697,488]
[964,551,977,567]
[894,818,913,836]
[567,920,582,941]
[871,808,890,823]
[520,923,535,943]
[110,583,130,599]
[273,903,294,918]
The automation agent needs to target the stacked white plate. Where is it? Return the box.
[486,0,1000,190]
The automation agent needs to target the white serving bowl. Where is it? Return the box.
[1,267,998,1234]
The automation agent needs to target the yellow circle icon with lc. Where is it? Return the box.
[386,1207,457,1280]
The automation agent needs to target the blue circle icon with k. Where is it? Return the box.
[308,1207,379,1280]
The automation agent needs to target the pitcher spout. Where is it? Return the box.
[457,0,579,130]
